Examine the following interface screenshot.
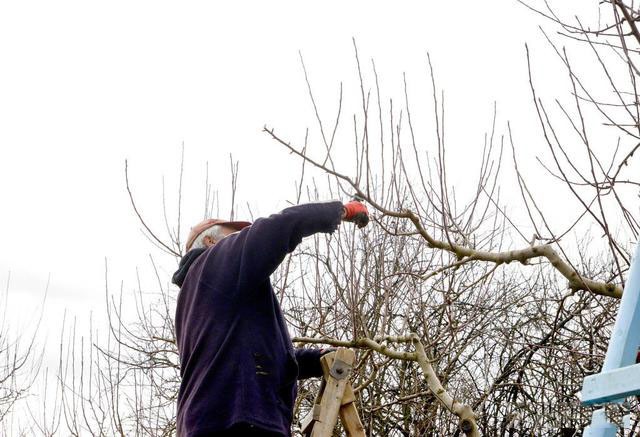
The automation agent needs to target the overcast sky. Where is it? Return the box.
[0,0,599,367]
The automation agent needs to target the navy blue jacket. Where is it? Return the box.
[174,201,344,437]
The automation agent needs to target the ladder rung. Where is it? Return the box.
[581,363,640,405]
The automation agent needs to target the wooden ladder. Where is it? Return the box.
[300,348,366,437]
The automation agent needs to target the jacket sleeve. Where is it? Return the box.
[295,348,324,379]
[237,201,343,288]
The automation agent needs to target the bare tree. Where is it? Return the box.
[0,274,43,436]
[6,2,640,436]
[262,26,637,434]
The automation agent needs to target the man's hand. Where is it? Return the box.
[342,200,369,228]
[320,347,337,356]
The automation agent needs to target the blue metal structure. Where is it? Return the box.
[581,243,640,436]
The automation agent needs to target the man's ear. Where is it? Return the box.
[203,235,215,248]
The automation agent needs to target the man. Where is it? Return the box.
[172,200,369,437]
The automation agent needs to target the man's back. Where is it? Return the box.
[174,202,345,437]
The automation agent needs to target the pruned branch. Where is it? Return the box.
[264,127,623,298]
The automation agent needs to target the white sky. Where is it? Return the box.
[0,0,603,369]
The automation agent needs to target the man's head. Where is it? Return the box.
[186,219,251,251]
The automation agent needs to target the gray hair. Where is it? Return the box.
[190,224,229,250]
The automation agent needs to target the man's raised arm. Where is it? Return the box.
[236,200,368,288]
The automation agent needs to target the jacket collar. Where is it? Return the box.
[172,248,206,287]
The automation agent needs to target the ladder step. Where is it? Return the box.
[581,363,640,405]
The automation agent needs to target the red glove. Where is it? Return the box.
[343,200,369,228]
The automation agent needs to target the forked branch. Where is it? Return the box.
[294,334,480,437]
